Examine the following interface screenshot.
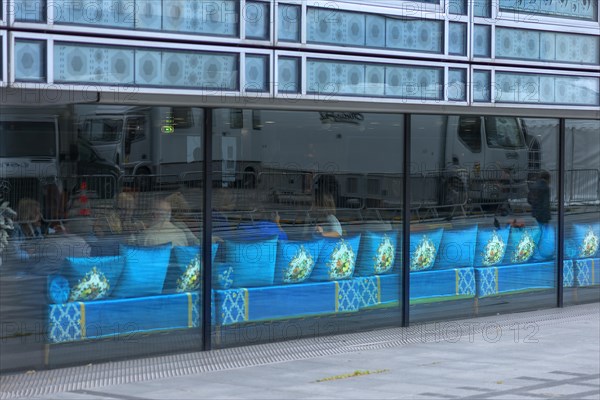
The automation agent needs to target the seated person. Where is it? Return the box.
[315,193,342,238]
[10,198,45,263]
[165,192,199,246]
[139,197,189,247]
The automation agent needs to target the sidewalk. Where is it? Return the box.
[2,303,599,400]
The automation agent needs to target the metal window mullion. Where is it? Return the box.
[557,118,565,308]
[202,108,214,351]
[402,113,411,327]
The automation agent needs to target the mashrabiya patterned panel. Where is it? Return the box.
[245,55,268,92]
[278,3,300,42]
[162,0,237,36]
[499,0,597,20]
[563,260,575,288]
[457,268,475,296]
[336,280,360,312]
[473,25,491,58]
[278,57,300,93]
[48,303,83,344]
[576,258,598,287]
[14,40,45,81]
[448,68,467,101]
[14,0,45,21]
[219,288,247,325]
[448,23,467,56]
[478,267,498,297]
[52,0,133,29]
[357,276,379,308]
[54,43,134,84]
[307,8,366,47]
[245,1,269,40]
[473,70,491,102]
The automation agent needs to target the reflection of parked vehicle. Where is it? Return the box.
[73,139,122,199]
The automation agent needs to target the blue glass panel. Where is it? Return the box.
[499,0,597,21]
[54,43,238,90]
[307,8,366,47]
[496,72,600,106]
[496,27,540,60]
[245,1,269,40]
[474,0,491,17]
[135,0,162,30]
[448,69,466,101]
[53,0,134,29]
[162,0,238,37]
[448,23,467,56]
[245,55,268,92]
[365,15,385,47]
[384,65,443,100]
[473,70,491,102]
[278,57,300,93]
[365,65,385,96]
[15,40,46,82]
[15,0,46,22]
[278,4,300,42]
[386,18,443,53]
[555,32,600,65]
[449,0,467,15]
[473,25,491,57]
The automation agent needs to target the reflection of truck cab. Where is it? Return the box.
[78,107,204,184]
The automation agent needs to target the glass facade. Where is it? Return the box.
[1,0,599,373]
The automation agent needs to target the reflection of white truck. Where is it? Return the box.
[1,110,121,214]
[77,106,205,187]
[212,110,530,208]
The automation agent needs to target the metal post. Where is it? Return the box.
[556,118,565,308]
[202,108,214,349]
[402,114,411,327]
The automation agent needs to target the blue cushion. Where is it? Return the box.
[409,228,444,272]
[566,223,600,260]
[48,275,70,304]
[170,244,219,292]
[532,224,556,262]
[275,239,323,284]
[503,225,541,265]
[225,236,278,287]
[474,226,510,267]
[112,243,172,298]
[311,235,361,281]
[62,256,125,301]
[435,225,477,269]
[355,231,398,276]
[236,221,288,241]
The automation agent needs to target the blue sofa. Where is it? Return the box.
[45,220,599,343]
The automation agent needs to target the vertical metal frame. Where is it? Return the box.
[0,31,6,85]
[202,108,214,350]
[402,113,411,327]
[557,118,566,307]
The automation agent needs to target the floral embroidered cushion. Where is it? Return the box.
[311,235,361,281]
[355,231,398,276]
[275,239,322,284]
[409,228,444,272]
[172,243,233,293]
[566,223,599,260]
[474,226,510,267]
[63,255,125,301]
[503,226,541,265]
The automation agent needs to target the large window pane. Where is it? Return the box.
[211,109,404,347]
[563,119,600,305]
[410,115,559,323]
[0,104,204,371]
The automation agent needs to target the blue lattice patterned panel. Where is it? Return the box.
[457,268,476,296]
[337,280,360,312]
[576,259,598,287]
[357,276,379,308]
[477,268,498,297]
[48,303,82,344]
[563,260,575,288]
[191,293,200,328]
[218,289,247,325]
